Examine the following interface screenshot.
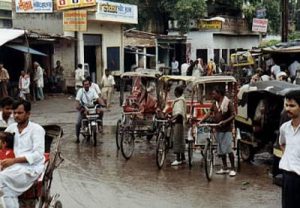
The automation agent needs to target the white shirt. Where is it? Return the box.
[0,111,15,128]
[279,121,300,175]
[101,75,115,87]
[5,121,45,168]
[288,61,300,77]
[181,63,190,76]
[19,75,30,93]
[75,68,84,87]
[91,82,101,95]
[271,64,281,76]
[76,88,99,106]
[34,66,44,88]
[171,60,179,73]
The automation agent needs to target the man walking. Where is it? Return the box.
[279,90,300,208]
[101,69,115,110]
[0,99,45,207]
[0,62,10,98]
[33,62,44,100]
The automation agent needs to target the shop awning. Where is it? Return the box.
[5,44,47,56]
[0,29,25,46]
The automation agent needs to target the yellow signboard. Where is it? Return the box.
[63,10,87,32]
[198,20,222,30]
[56,0,95,10]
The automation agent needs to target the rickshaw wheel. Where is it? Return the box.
[156,132,166,169]
[54,200,62,208]
[204,141,214,181]
[240,142,254,162]
[116,119,122,149]
[188,141,193,169]
[120,132,135,159]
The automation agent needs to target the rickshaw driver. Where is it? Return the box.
[75,79,106,143]
[0,99,45,208]
[199,86,237,177]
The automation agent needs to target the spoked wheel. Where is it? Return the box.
[240,142,254,162]
[116,119,122,149]
[188,141,193,169]
[120,131,135,159]
[204,140,214,181]
[54,200,63,208]
[92,126,97,146]
[156,133,167,169]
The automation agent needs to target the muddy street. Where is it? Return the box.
[31,95,281,208]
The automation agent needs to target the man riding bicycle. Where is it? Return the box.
[75,79,105,143]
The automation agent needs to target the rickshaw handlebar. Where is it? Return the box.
[197,123,220,127]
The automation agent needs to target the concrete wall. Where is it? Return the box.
[78,21,123,83]
[187,31,259,63]
[13,12,63,34]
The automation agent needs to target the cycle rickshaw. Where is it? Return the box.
[155,75,196,169]
[187,76,238,181]
[3,124,64,208]
[115,69,162,160]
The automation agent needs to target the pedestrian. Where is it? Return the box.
[101,69,115,111]
[0,62,10,98]
[171,86,187,166]
[0,99,45,207]
[171,57,179,75]
[200,86,236,176]
[75,64,84,92]
[207,59,216,76]
[33,62,44,101]
[0,97,15,128]
[288,60,300,83]
[18,70,30,101]
[250,68,263,84]
[271,63,281,80]
[192,59,202,77]
[279,90,300,208]
[52,60,64,92]
[181,60,191,76]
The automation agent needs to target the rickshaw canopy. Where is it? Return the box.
[121,69,162,79]
[192,75,237,86]
[159,75,196,83]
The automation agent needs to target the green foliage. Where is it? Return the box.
[242,0,280,34]
[171,0,206,34]
[288,32,300,40]
[259,39,281,47]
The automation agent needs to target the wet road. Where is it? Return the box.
[31,95,281,208]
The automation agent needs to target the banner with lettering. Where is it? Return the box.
[91,0,137,24]
[15,0,53,13]
[63,10,87,31]
[57,0,95,10]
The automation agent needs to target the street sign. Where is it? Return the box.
[252,18,268,33]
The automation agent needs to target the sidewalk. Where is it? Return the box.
[30,93,123,126]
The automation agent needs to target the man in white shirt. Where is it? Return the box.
[0,99,45,208]
[171,57,179,75]
[75,64,85,92]
[271,64,281,79]
[18,70,30,100]
[279,90,300,208]
[86,76,101,97]
[75,79,105,143]
[101,69,115,110]
[0,97,15,128]
[180,61,190,76]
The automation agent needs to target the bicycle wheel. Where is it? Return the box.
[188,141,193,168]
[204,140,214,181]
[116,119,122,149]
[156,133,166,169]
[120,131,135,160]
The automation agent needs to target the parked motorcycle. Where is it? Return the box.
[80,104,102,146]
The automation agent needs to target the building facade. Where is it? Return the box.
[0,0,12,28]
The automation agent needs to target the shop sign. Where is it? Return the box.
[252,18,268,33]
[15,0,53,13]
[63,10,87,32]
[57,0,95,10]
[91,0,137,24]
[198,20,222,30]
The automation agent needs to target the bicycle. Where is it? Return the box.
[196,123,219,181]
[155,117,173,169]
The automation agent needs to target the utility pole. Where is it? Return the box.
[281,0,289,42]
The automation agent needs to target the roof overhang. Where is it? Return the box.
[0,29,25,46]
